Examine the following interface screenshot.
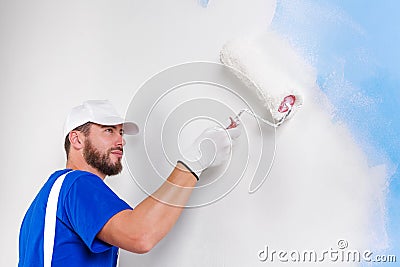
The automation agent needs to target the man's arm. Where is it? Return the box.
[97,162,196,254]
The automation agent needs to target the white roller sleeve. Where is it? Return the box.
[219,32,311,121]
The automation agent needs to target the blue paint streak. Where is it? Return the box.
[198,0,209,8]
[271,1,400,266]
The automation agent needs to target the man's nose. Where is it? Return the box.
[116,134,125,147]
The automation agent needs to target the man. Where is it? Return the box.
[19,100,240,266]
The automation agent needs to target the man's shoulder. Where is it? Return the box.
[65,169,100,179]
[59,169,117,207]
[62,169,104,187]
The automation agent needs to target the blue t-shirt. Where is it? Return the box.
[19,169,132,267]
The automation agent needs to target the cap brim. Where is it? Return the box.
[123,121,139,135]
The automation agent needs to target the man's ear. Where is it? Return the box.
[69,131,85,150]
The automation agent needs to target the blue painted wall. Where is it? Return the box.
[271,1,400,265]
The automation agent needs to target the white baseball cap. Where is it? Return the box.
[63,100,139,137]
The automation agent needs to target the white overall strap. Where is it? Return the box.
[116,249,120,267]
[43,171,73,267]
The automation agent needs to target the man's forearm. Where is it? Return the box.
[97,162,197,253]
[133,162,197,245]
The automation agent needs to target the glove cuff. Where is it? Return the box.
[177,160,200,181]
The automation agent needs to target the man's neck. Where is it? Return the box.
[66,159,106,180]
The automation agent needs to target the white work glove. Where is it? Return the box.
[178,126,241,180]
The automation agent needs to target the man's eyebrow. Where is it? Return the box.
[100,125,117,129]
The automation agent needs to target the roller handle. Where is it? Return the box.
[226,116,240,129]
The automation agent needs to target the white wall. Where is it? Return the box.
[0,1,388,266]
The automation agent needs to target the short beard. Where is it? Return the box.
[83,139,123,176]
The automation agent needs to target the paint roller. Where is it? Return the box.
[220,39,303,129]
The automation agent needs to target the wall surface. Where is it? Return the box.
[0,0,390,266]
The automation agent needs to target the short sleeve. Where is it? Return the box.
[63,173,132,253]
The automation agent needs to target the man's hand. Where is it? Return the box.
[179,125,241,179]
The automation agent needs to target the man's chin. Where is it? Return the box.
[108,167,123,176]
[92,161,123,177]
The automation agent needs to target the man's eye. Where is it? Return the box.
[106,128,114,133]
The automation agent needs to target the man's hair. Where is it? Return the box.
[64,122,92,159]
